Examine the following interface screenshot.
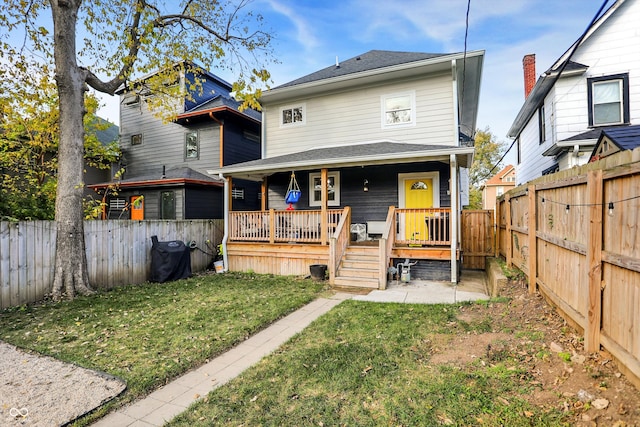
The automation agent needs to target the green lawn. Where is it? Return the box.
[167,300,567,427]
[0,272,326,422]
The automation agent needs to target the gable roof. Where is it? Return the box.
[209,141,474,181]
[263,49,485,140]
[507,0,624,139]
[484,164,516,186]
[589,124,640,160]
[275,50,448,89]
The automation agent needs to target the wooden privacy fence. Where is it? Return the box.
[461,210,494,269]
[0,219,224,309]
[497,147,640,387]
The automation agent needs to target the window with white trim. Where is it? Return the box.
[185,131,199,160]
[308,172,340,207]
[280,104,305,127]
[588,74,629,126]
[381,91,415,127]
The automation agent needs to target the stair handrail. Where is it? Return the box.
[378,206,396,289]
[329,206,351,284]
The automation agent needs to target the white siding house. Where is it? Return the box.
[509,0,640,185]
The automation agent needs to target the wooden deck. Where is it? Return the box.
[226,207,457,289]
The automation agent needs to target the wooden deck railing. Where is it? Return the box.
[395,208,451,246]
[329,206,351,283]
[229,209,343,244]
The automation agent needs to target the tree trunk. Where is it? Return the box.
[50,0,94,299]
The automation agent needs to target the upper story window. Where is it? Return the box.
[382,91,415,128]
[538,105,545,144]
[280,104,305,127]
[588,73,629,126]
[185,131,199,160]
[309,172,340,207]
[131,134,143,146]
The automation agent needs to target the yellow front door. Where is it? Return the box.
[404,178,433,240]
[130,195,144,220]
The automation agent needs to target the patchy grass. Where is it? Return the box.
[168,301,567,426]
[0,272,325,421]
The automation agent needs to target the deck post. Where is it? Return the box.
[269,209,275,244]
[450,154,458,283]
[320,168,328,245]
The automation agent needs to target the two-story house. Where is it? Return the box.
[481,165,516,211]
[508,0,640,185]
[89,63,261,220]
[210,50,484,288]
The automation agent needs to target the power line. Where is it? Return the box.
[483,0,612,180]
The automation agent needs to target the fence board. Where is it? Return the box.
[496,146,640,388]
[461,210,494,269]
[0,219,223,308]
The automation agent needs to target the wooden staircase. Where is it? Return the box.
[332,245,380,289]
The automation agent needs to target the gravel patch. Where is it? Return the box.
[0,342,126,426]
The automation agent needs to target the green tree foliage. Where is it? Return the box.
[0,0,273,299]
[467,127,506,209]
[0,74,119,220]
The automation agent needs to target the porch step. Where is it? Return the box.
[333,276,379,289]
[334,245,381,289]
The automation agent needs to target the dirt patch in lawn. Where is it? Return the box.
[441,278,640,426]
[0,342,125,427]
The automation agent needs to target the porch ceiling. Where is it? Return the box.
[208,141,474,181]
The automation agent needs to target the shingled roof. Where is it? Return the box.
[274,50,449,89]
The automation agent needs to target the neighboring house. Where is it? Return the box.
[83,117,119,200]
[589,124,640,161]
[211,49,484,287]
[508,0,640,185]
[89,64,262,220]
[481,165,516,210]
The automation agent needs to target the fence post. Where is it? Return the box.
[527,185,537,294]
[495,200,500,258]
[505,193,513,268]
[585,170,603,352]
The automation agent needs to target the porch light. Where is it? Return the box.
[363,179,369,192]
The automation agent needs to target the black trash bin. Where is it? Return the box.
[309,264,327,281]
[150,235,192,283]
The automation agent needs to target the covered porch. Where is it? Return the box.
[211,141,472,289]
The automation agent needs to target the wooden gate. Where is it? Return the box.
[461,210,495,269]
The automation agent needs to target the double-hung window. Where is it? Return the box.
[588,74,629,126]
[309,172,340,207]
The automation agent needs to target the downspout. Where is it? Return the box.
[219,173,229,272]
[450,59,460,283]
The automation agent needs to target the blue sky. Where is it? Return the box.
[97,0,610,164]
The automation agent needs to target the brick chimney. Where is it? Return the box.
[522,54,536,98]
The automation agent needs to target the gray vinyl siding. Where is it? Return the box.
[266,162,450,222]
[119,100,221,179]
[263,72,454,158]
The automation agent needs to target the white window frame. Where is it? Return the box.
[308,172,340,207]
[591,79,623,126]
[381,91,416,128]
[185,130,199,160]
[279,103,306,127]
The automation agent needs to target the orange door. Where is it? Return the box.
[130,195,144,220]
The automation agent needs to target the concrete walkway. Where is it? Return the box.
[92,293,352,427]
[93,271,489,426]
